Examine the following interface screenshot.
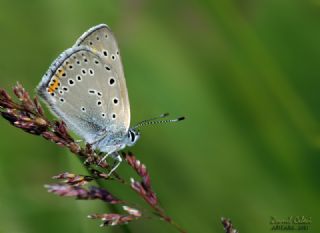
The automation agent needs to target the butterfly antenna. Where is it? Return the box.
[133,114,185,129]
[133,113,169,127]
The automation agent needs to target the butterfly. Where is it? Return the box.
[37,24,184,174]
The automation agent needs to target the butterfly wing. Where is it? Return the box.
[74,24,130,132]
[37,46,128,145]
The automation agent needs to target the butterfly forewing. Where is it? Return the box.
[37,46,128,144]
[74,24,130,131]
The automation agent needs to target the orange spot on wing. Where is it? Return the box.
[48,76,60,94]
[47,67,66,94]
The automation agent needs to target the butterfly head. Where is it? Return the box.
[125,128,140,147]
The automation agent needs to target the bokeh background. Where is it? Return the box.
[0,0,319,232]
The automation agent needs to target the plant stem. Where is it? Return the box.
[152,206,187,233]
[75,155,133,233]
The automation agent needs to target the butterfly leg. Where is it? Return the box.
[98,153,110,165]
[107,152,122,176]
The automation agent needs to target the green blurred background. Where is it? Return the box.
[0,0,319,232]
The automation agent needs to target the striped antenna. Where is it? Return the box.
[133,113,185,129]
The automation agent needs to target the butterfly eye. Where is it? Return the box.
[128,130,135,142]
